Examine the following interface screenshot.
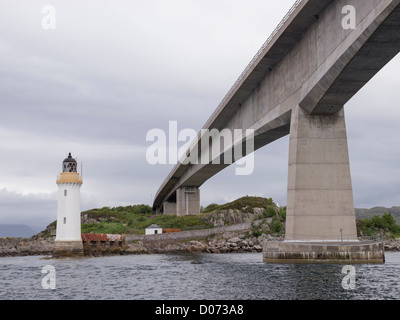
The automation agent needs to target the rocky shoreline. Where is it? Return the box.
[1,234,400,258]
[0,235,270,258]
[383,239,400,252]
[0,237,54,257]
[126,235,271,255]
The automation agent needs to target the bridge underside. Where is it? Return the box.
[153,0,400,258]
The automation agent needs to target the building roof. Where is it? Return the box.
[146,224,162,229]
[63,152,77,163]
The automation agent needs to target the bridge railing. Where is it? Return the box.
[203,0,304,129]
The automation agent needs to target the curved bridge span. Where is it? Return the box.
[153,0,400,242]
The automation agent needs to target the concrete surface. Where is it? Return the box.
[263,241,385,264]
[285,105,358,242]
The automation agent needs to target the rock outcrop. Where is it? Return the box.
[201,208,266,227]
[384,239,400,252]
[0,237,54,257]
[206,235,266,253]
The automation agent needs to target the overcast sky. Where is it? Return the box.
[1,0,400,234]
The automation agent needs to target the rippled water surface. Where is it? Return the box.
[0,252,399,300]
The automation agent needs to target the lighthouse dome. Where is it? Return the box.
[62,152,77,172]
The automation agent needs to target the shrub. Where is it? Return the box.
[357,212,400,238]
[267,219,284,234]
[263,206,277,218]
[279,206,287,221]
[252,226,263,238]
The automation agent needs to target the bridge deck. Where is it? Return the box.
[153,0,400,211]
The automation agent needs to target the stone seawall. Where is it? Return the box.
[81,234,126,257]
[126,222,252,243]
[123,223,270,254]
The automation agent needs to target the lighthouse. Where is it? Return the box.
[53,152,84,258]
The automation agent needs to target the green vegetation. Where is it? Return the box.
[250,205,286,237]
[279,206,286,221]
[203,203,220,213]
[262,206,277,219]
[357,212,400,239]
[356,206,400,224]
[250,225,263,238]
[81,222,129,234]
[271,219,284,233]
[77,197,400,240]
[80,204,213,235]
[203,196,275,214]
[79,196,280,235]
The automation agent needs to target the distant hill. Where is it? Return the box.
[0,224,38,238]
[355,207,400,223]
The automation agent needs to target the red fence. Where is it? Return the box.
[162,229,181,234]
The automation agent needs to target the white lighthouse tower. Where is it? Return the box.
[53,152,84,258]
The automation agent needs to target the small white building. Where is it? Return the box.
[145,224,163,235]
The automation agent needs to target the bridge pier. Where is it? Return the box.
[285,105,358,242]
[176,186,200,216]
[160,187,201,216]
[263,105,384,263]
[163,201,176,215]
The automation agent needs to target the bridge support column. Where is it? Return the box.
[176,186,200,216]
[163,202,176,215]
[264,105,384,263]
[285,105,358,242]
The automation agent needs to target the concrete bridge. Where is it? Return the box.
[153,0,400,249]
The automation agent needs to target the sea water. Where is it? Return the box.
[0,252,399,300]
